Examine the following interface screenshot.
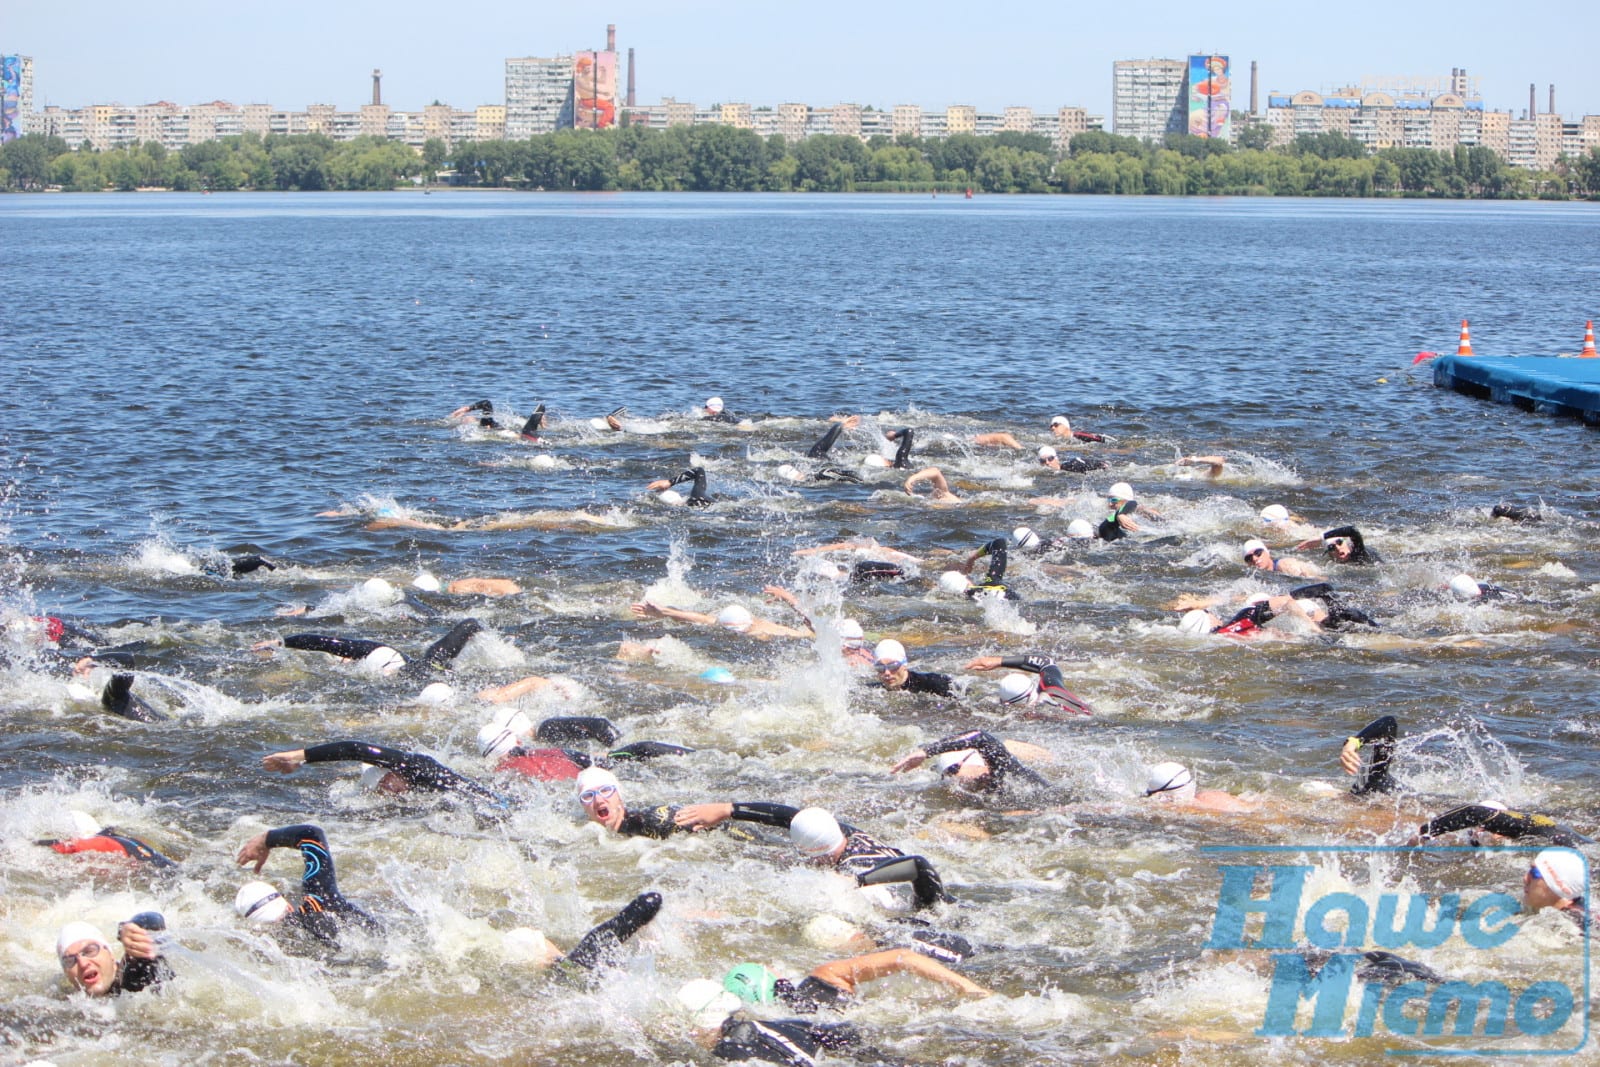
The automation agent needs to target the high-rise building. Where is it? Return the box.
[1112,58,1186,143]
[505,56,574,138]
[2,54,34,142]
[1186,54,1231,140]
[573,49,618,129]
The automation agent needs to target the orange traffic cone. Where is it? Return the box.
[1455,320,1474,357]
[1580,320,1596,358]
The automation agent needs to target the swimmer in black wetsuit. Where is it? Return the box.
[890,728,1060,798]
[1338,715,1398,795]
[55,916,170,997]
[576,766,709,840]
[449,399,495,420]
[101,671,167,722]
[1411,803,1592,848]
[1296,524,1379,565]
[1492,503,1542,524]
[1285,582,1380,630]
[1096,482,1145,542]
[965,654,1093,717]
[518,402,546,441]
[702,397,740,423]
[785,417,865,483]
[648,466,715,506]
[234,824,382,945]
[869,639,953,696]
[262,739,514,812]
[479,710,693,781]
[255,618,485,677]
[673,803,952,911]
[883,427,917,470]
[1036,444,1107,474]
[961,537,1020,600]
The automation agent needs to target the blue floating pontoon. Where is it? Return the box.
[1433,355,1600,424]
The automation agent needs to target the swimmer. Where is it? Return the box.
[1049,415,1107,443]
[1011,521,1095,555]
[1177,454,1227,479]
[206,553,277,578]
[1142,762,1254,814]
[442,577,523,597]
[1284,582,1380,629]
[1411,803,1592,848]
[234,824,382,944]
[890,728,1059,798]
[1521,849,1588,929]
[448,399,495,421]
[870,639,953,696]
[577,766,700,839]
[100,671,167,723]
[760,585,866,650]
[518,402,546,441]
[672,803,952,910]
[648,466,715,506]
[1242,538,1324,579]
[965,654,1093,717]
[702,396,740,424]
[881,427,917,469]
[971,432,1024,450]
[630,599,813,640]
[479,709,692,781]
[960,537,1019,599]
[1444,573,1509,601]
[1337,715,1398,795]
[1175,593,1324,640]
[903,466,960,504]
[262,739,513,811]
[37,817,179,868]
[1491,502,1542,524]
[1295,524,1378,565]
[54,915,170,997]
[1097,481,1157,541]
[601,405,628,431]
[1036,445,1107,474]
[253,618,484,678]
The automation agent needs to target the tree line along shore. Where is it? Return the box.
[3,125,1599,199]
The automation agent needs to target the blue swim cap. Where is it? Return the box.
[700,667,735,685]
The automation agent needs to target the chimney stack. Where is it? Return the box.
[607,23,616,51]
[1529,83,1536,118]
[627,47,637,108]
[1549,84,1555,116]
[372,69,382,107]
[1250,60,1258,115]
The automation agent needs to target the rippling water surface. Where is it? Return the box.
[1,192,1598,1065]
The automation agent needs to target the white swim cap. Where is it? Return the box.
[1050,415,1070,428]
[716,605,753,633]
[530,454,557,470]
[416,681,454,705]
[1532,849,1588,901]
[676,979,742,1029]
[1066,518,1095,539]
[576,766,620,800]
[1013,526,1041,550]
[704,396,724,413]
[234,881,291,924]
[658,489,685,506]
[57,921,107,956]
[1242,539,1268,558]
[1448,574,1482,599]
[1145,762,1196,799]
[360,646,406,675]
[1178,609,1214,635]
[997,673,1037,705]
[933,748,979,775]
[359,764,392,790]
[872,638,907,667]
[412,571,442,593]
[1108,482,1134,501]
[937,570,971,594]
[790,807,845,857]
[360,577,397,601]
[862,454,891,468]
[802,913,862,950]
[588,417,611,431]
[837,618,864,642]
[478,708,534,759]
[1260,504,1290,524]
[1037,445,1058,462]
[69,810,103,838]
[777,463,804,482]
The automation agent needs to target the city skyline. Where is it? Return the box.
[6,0,1599,120]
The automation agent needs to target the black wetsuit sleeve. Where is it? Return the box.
[618,804,681,839]
[891,427,915,469]
[302,740,503,802]
[1420,805,1589,845]
[728,802,803,829]
[997,655,1052,676]
[903,670,953,696]
[607,741,694,761]
[1323,525,1375,563]
[264,824,380,931]
[117,954,172,994]
[976,538,1008,585]
[104,832,179,868]
[102,673,166,723]
[1348,715,1398,795]
[538,716,623,746]
[284,634,386,661]
[923,730,1033,789]
[412,618,483,673]
[806,421,845,459]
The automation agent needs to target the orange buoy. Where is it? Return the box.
[1455,320,1474,357]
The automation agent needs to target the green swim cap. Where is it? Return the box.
[723,962,777,1004]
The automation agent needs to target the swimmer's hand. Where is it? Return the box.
[762,585,798,607]
[645,479,672,492]
[630,601,665,620]
[251,638,283,653]
[1339,738,1362,776]
[890,751,928,774]
[236,831,273,873]
[830,414,862,430]
[964,656,1003,672]
[263,749,307,774]
[72,656,97,678]
[673,803,733,831]
[117,921,159,961]
[275,604,309,617]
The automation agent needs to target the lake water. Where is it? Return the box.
[1,191,1597,1065]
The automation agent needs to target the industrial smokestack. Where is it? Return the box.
[1249,60,1258,115]
[607,23,616,51]
[372,69,382,107]
[1529,83,1536,118]
[627,47,636,108]
[1549,84,1555,116]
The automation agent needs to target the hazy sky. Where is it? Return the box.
[6,1,1597,119]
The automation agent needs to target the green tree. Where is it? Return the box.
[421,138,447,172]
[0,134,62,189]
[1234,119,1275,151]
[1069,130,1146,157]
[687,124,767,191]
